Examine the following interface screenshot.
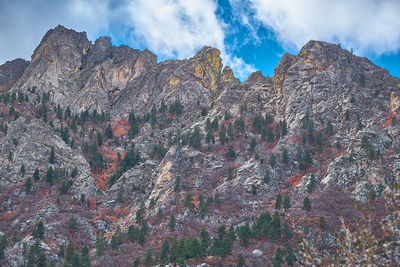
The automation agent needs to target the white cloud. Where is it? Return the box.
[249,0,400,55]
[123,0,255,80]
[0,0,111,63]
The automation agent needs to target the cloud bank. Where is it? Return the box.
[248,0,400,55]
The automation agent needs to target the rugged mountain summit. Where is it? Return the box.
[0,26,399,266]
[0,58,29,91]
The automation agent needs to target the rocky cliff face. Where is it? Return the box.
[0,26,399,266]
[0,58,29,91]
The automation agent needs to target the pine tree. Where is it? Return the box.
[169,215,176,232]
[133,257,140,267]
[275,194,282,210]
[200,228,210,255]
[249,137,256,154]
[0,234,8,260]
[226,145,235,158]
[81,246,91,267]
[252,184,257,195]
[160,239,170,264]
[111,226,123,249]
[20,164,26,175]
[189,126,202,149]
[283,195,291,210]
[303,197,312,211]
[37,252,47,267]
[285,242,296,265]
[307,174,316,193]
[319,216,327,230]
[227,122,234,140]
[237,222,251,246]
[273,247,283,267]
[33,221,45,239]
[104,123,113,139]
[71,166,78,178]
[144,249,153,267]
[25,177,32,194]
[283,221,293,240]
[263,171,270,183]
[46,167,54,185]
[96,131,103,146]
[219,124,226,145]
[184,192,193,208]
[236,254,245,267]
[49,147,55,164]
[270,154,276,168]
[282,148,289,164]
[95,234,105,256]
[136,205,145,223]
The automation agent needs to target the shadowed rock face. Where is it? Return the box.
[0,58,29,90]
[1,26,400,266]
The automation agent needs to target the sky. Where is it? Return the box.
[1,0,400,81]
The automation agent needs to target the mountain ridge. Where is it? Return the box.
[0,25,399,266]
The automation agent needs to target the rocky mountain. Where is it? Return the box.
[0,25,399,266]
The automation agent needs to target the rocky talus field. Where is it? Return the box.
[0,25,399,266]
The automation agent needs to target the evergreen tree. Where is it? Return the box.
[252,184,257,196]
[56,105,63,120]
[219,124,226,145]
[226,145,235,158]
[189,126,202,149]
[160,239,170,264]
[136,205,145,224]
[249,137,256,154]
[144,249,153,267]
[283,195,291,210]
[104,123,113,139]
[110,226,123,249]
[280,120,288,136]
[237,222,251,246]
[49,147,55,164]
[200,228,210,255]
[303,197,312,211]
[319,216,327,230]
[33,221,45,239]
[71,166,78,178]
[0,234,7,260]
[307,174,316,193]
[275,194,282,210]
[236,254,245,267]
[184,192,193,208]
[326,121,334,135]
[205,127,215,144]
[81,246,91,267]
[133,257,140,267]
[37,251,47,267]
[282,148,289,164]
[273,247,283,267]
[227,122,234,140]
[169,215,176,232]
[20,164,26,175]
[25,177,32,194]
[285,242,296,265]
[46,167,54,185]
[263,171,270,184]
[270,154,276,168]
[96,131,103,146]
[234,118,245,134]
[95,234,105,256]
[283,221,293,241]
